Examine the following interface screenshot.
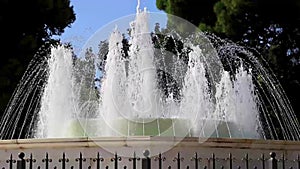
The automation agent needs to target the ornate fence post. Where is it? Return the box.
[242,153,249,169]
[111,153,121,169]
[26,153,36,169]
[173,152,184,169]
[154,152,167,169]
[59,153,69,169]
[269,152,278,169]
[42,153,52,169]
[93,152,104,169]
[191,152,201,169]
[259,153,266,169]
[17,152,26,169]
[142,150,151,169]
[6,154,16,169]
[75,152,86,169]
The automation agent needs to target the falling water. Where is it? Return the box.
[126,8,160,119]
[0,46,49,139]
[99,27,128,135]
[35,46,79,138]
[0,2,299,140]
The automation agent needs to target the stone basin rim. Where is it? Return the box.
[0,137,299,151]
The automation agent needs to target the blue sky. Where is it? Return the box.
[59,0,166,53]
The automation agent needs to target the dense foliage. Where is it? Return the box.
[156,0,300,119]
[0,0,76,117]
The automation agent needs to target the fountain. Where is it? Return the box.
[0,1,299,143]
[0,2,300,169]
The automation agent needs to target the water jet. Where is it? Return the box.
[0,2,299,169]
[0,1,299,143]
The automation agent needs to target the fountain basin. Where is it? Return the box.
[191,119,260,139]
[67,118,192,137]
[67,118,259,139]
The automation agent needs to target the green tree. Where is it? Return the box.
[73,47,99,118]
[157,0,217,27]
[0,0,76,116]
[156,0,300,120]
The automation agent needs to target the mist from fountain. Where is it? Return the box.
[0,2,299,140]
[35,46,79,138]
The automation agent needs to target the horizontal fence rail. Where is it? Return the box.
[2,152,300,169]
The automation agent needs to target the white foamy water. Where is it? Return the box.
[1,2,299,141]
[31,8,298,140]
[35,46,79,138]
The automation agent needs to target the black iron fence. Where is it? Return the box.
[3,151,300,169]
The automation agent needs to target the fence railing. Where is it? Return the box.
[0,137,299,169]
[5,151,300,169]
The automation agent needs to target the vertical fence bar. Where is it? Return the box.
[42,153,52,169]
[243,154,249,169]
[298,154,300,169]
[269,152,277,169]
[173,152,183,169]
[158,153,162,169]
[142,157,151,169]
[282,154,285,169]
[26,153,36,169]
[111,153,121,169]
[93,152,104,169]
[260,154,266,169]
[154,153,165,169]
[17,153,26,169]
[6,154,16,169]
[59,153,69,169]
[142,150,152,169]
[228,153,232,169]
[212,153,216,169]
[129,152,140,169]
[191,152,200,169]
[75,152,86,169]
